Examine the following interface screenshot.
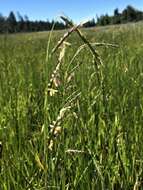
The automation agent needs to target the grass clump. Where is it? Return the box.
[0,19,143,189]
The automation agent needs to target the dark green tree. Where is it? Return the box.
[104,14,111,25]
[7,11,17,33]
[121,9,128,23]
[17,12,24,32]
[126,5,137,22]
[113,8,121,24]
[0,13,5,33]
[97,14,111,26]
[83,18,96,28]
[114,8,119,17]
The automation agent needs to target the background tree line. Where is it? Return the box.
[0,11,67,33]
[0,5,143,33]
[84,5,143,27]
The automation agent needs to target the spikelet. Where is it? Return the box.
[48,140,54,151]
[50,121,62,136]
[35,153,45,171]
[0,141,2,159]
[59,106,71,120]
[58,41,71,62]
[66,149,86,154]
[67,72,75,83]
[133,181,141,190]
[48,88,58,97]
[48,106,72,151]
[48,41,71,97]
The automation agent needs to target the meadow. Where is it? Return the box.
[0,20,143,189]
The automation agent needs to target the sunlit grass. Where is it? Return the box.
[0,21,143,189]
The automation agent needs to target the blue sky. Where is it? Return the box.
[1,0,143,22]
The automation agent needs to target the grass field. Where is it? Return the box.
[0,21,143,189]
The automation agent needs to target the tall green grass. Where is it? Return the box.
[0,21,143,189]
